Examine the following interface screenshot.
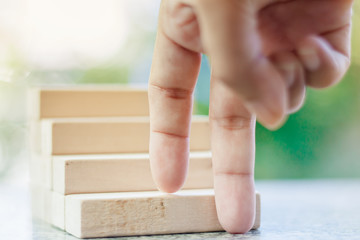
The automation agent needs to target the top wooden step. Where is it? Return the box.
[28,86,149,119]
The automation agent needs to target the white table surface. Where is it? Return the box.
[1,179,359,240]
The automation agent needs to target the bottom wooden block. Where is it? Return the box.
[30,186,65,230]
[65,190,261,238]
[31,187,260,238]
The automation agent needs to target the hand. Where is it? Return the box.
[148,0,353,233]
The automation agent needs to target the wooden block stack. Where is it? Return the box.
[28,86,260,238]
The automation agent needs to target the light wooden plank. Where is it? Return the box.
[27,86,149,154]
[51,191,65,230]
[254,192,261,229]
[53,152,213,195]
[30,186,65,230]
[42,116,210,155]
[30,186,51,222]
[27,86,149,120]
[29,154,52,189]
[29,121,41,154]
[65,190,261,238]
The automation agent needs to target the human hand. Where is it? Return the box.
[148,0,353,233]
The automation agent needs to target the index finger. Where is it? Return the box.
[148,2,201,193]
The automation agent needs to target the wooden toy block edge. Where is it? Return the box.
[31,186,260,238]
[65,190,261,238]
[41,116,210,155]
[52,152,213,195]
[27,86,149,120]
[30,186,65,230]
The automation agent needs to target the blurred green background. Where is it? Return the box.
[0,0,359,183]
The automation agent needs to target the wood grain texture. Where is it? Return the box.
[65,190,261,238]
[41,116,210,155]
[27,86,149,120]
[53,152,213,195]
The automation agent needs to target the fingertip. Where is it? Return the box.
[297,36,350,89]
[271,51,298,87]
[247,101,287,131]
[287,85,306,114]
[149,132,189,193]
[264,114,288,131]
[270,51,307,115]
[214,177,256,234]
[223,220,253,234]
[221,213,254,234]
[152,160,187,194]
[155,178,185,193]
[297,37,321,72]
[151,156,187,193]
[242,57,288,131]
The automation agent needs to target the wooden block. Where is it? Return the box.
[41,116,210,155]
[65,190,261,238]
[30,186,65,230]
[53,152,213,195]
[51,191,65,230]
[29,121,42,154]
[29,154,52,189]
[27,86,149,120]
[31,187,260,237]
[30,186,51,222]
[254,192,261,229]
[27,86,148,155]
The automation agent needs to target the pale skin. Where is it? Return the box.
[148,0,353,233]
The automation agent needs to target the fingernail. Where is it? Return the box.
[278,62,296,87]
[298,47,320,71]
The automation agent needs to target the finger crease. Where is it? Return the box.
[320,23,351,37]
[150,83,193,100]
[161,28,198,54]
[320,23,352,58]
[214,171,253,178]
[152,130,189,139]
[211,116,253,130]
[260,0,297,14]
